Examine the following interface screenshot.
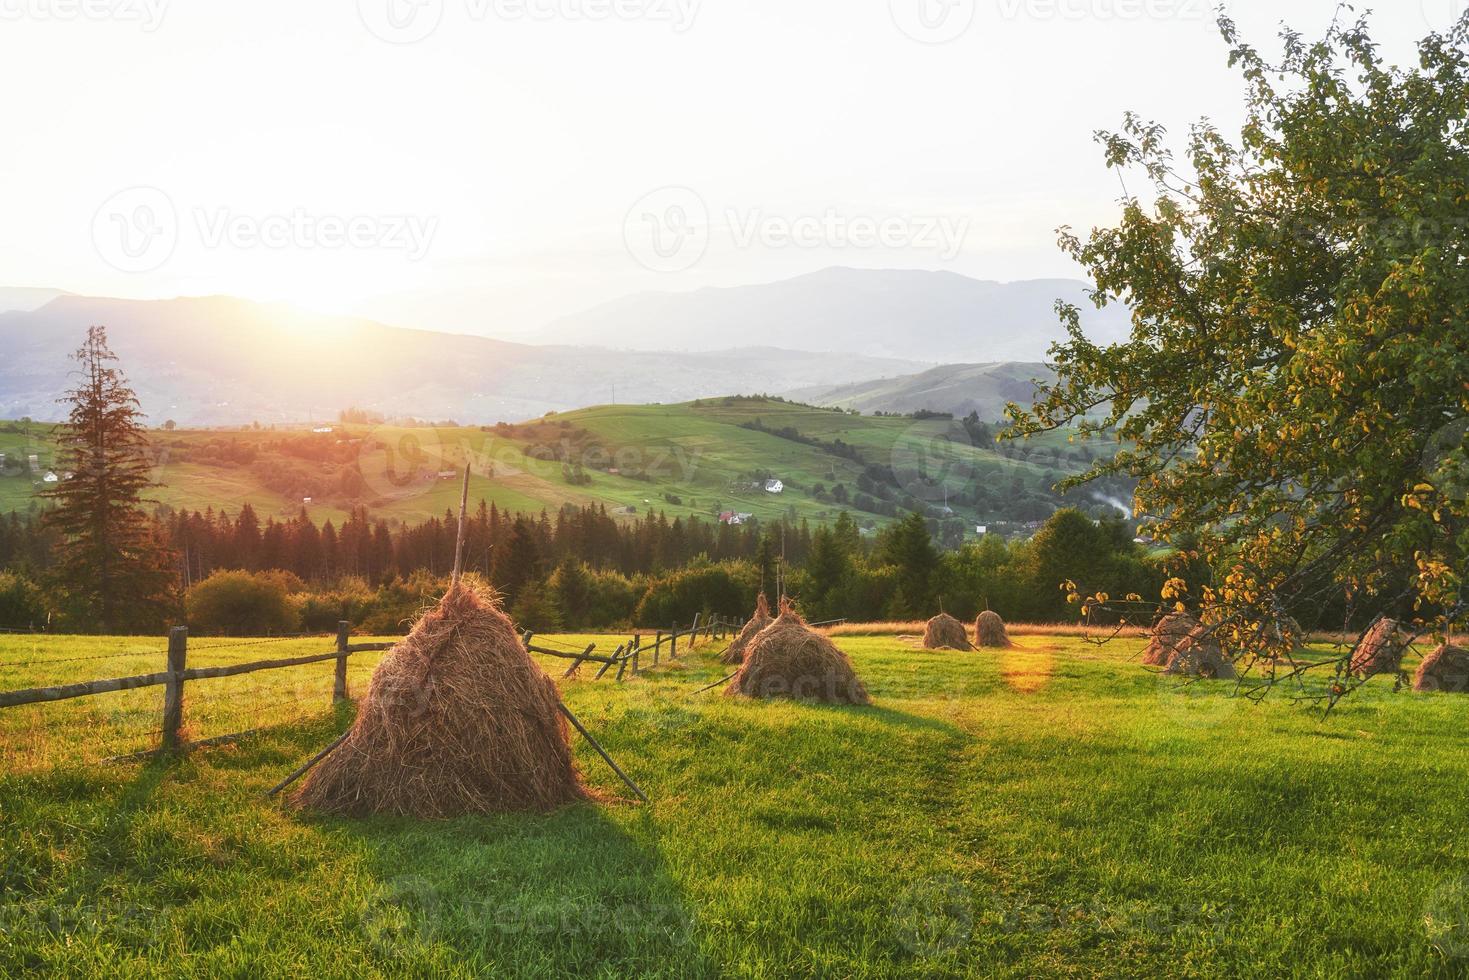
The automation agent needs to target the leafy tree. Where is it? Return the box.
[186,570,298,635]
[879,511,939,618]
[1011,13,1469,687]
[42,327,175,631]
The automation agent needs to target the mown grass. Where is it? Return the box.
[2,630,1467,977]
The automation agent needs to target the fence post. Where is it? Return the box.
[651,632,659,669]
[690,613,701,650]
[162,626,188,752]
[334,621,350,703]
[632,636,641,675]
[670,623,678,659]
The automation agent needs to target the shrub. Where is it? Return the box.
[0,572,46,629]
[187,570,299,636]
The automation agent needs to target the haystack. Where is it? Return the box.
[725,598,870,704]
[722,594,773,665]
[923,612,972,651]
[1413,643,1469,693]
[1142,611,1198,666]
[292,583,588,817]
[1163,623,1237,679]
[1350,617,1410,680]
[974,610,1011,649]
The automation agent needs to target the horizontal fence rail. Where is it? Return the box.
[0,612,744,754]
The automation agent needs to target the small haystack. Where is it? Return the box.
[1163,623,1237,679]
[725,598,871,704]
[1413,643,1469,693]
[722,594,773,665]
[923,612,972,651]
[293,583,588,818]
[974,610,1012,649]
[1350,617,1411,680]
[1142,611,1198,667]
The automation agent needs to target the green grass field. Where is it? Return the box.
[2,630,1466,977]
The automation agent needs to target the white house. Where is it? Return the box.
[764,479,784,494]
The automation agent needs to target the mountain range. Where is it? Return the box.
[537,267,1128,362]
[0,269,1121,425]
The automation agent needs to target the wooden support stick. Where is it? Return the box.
[451,463,471,585]
[691,669,739,696]
[558,703,648,804]
[266,730,350,798]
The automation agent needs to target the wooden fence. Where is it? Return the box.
[0,614,742,754]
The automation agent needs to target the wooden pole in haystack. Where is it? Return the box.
[452,463,471,586]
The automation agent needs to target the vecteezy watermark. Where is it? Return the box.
[1422,416,1469,504]
[92,186,178,274]
[624,187,969,273]
[357,0,699,43]
[890,875,974,957]
[890,420,980,505]
[0,0,169,30]
[1422,0,1469,33]
[92,187,438,273]
[1423,876,1469,960]
[889,0,975,44]
[623,186,709,274]
[994,0,1216,21]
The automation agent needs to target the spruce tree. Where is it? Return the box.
[42,326,175,632]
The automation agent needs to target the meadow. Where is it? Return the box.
[2,629,1467,977]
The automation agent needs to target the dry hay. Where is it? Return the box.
[1142,611,1198,667]
[1163,623,1237,680]
[974,610,1012,649]
[923,612,972,651]
[721,593,773,665]
[725,598,871,704]
[292,582,588,818]
[1350,617,1411,679]
[1413,643,1469,694]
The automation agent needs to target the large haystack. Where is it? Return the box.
[1350,617,1411,680]
[923,612,972,651]
[1413,643,1469,693]
[974,610,1011,649]
[722,594,773,665]
[725,598,870,704]
[1163,623,1237,679]
[293,583,588,818]
[1142,611,1198,666]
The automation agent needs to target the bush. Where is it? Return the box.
[187,570,299,636]
[0,572,46,629]
[633,561,759,627]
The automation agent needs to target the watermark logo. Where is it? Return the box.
[889,0,975,44]
[890,875,974,957]
[890,420,980,505]
[994,0,1215,21]
[363,875,441,954]
[1422,0,1469,32]
[624,186,709,274]
[1424,876,1469,960]
[357,0,445,43]
[91,188,438,273]
[92,186,178,274]
[625,188,969,273]
[1422,416,1469,503]
[0,0,170,30]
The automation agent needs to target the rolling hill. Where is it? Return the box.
[1,398,1114,534]
[537,267,1131,362]
[0,294,929,427]
[787,362,1057,418]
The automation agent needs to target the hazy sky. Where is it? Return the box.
[0,1,1458,337]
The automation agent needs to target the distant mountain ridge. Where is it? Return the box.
[0,294,931,426]
[787,362,1057,420]
[538,267,1129,362]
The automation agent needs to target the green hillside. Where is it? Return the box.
[0,399,1112,534]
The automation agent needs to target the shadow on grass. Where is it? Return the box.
[322,804,714,978]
